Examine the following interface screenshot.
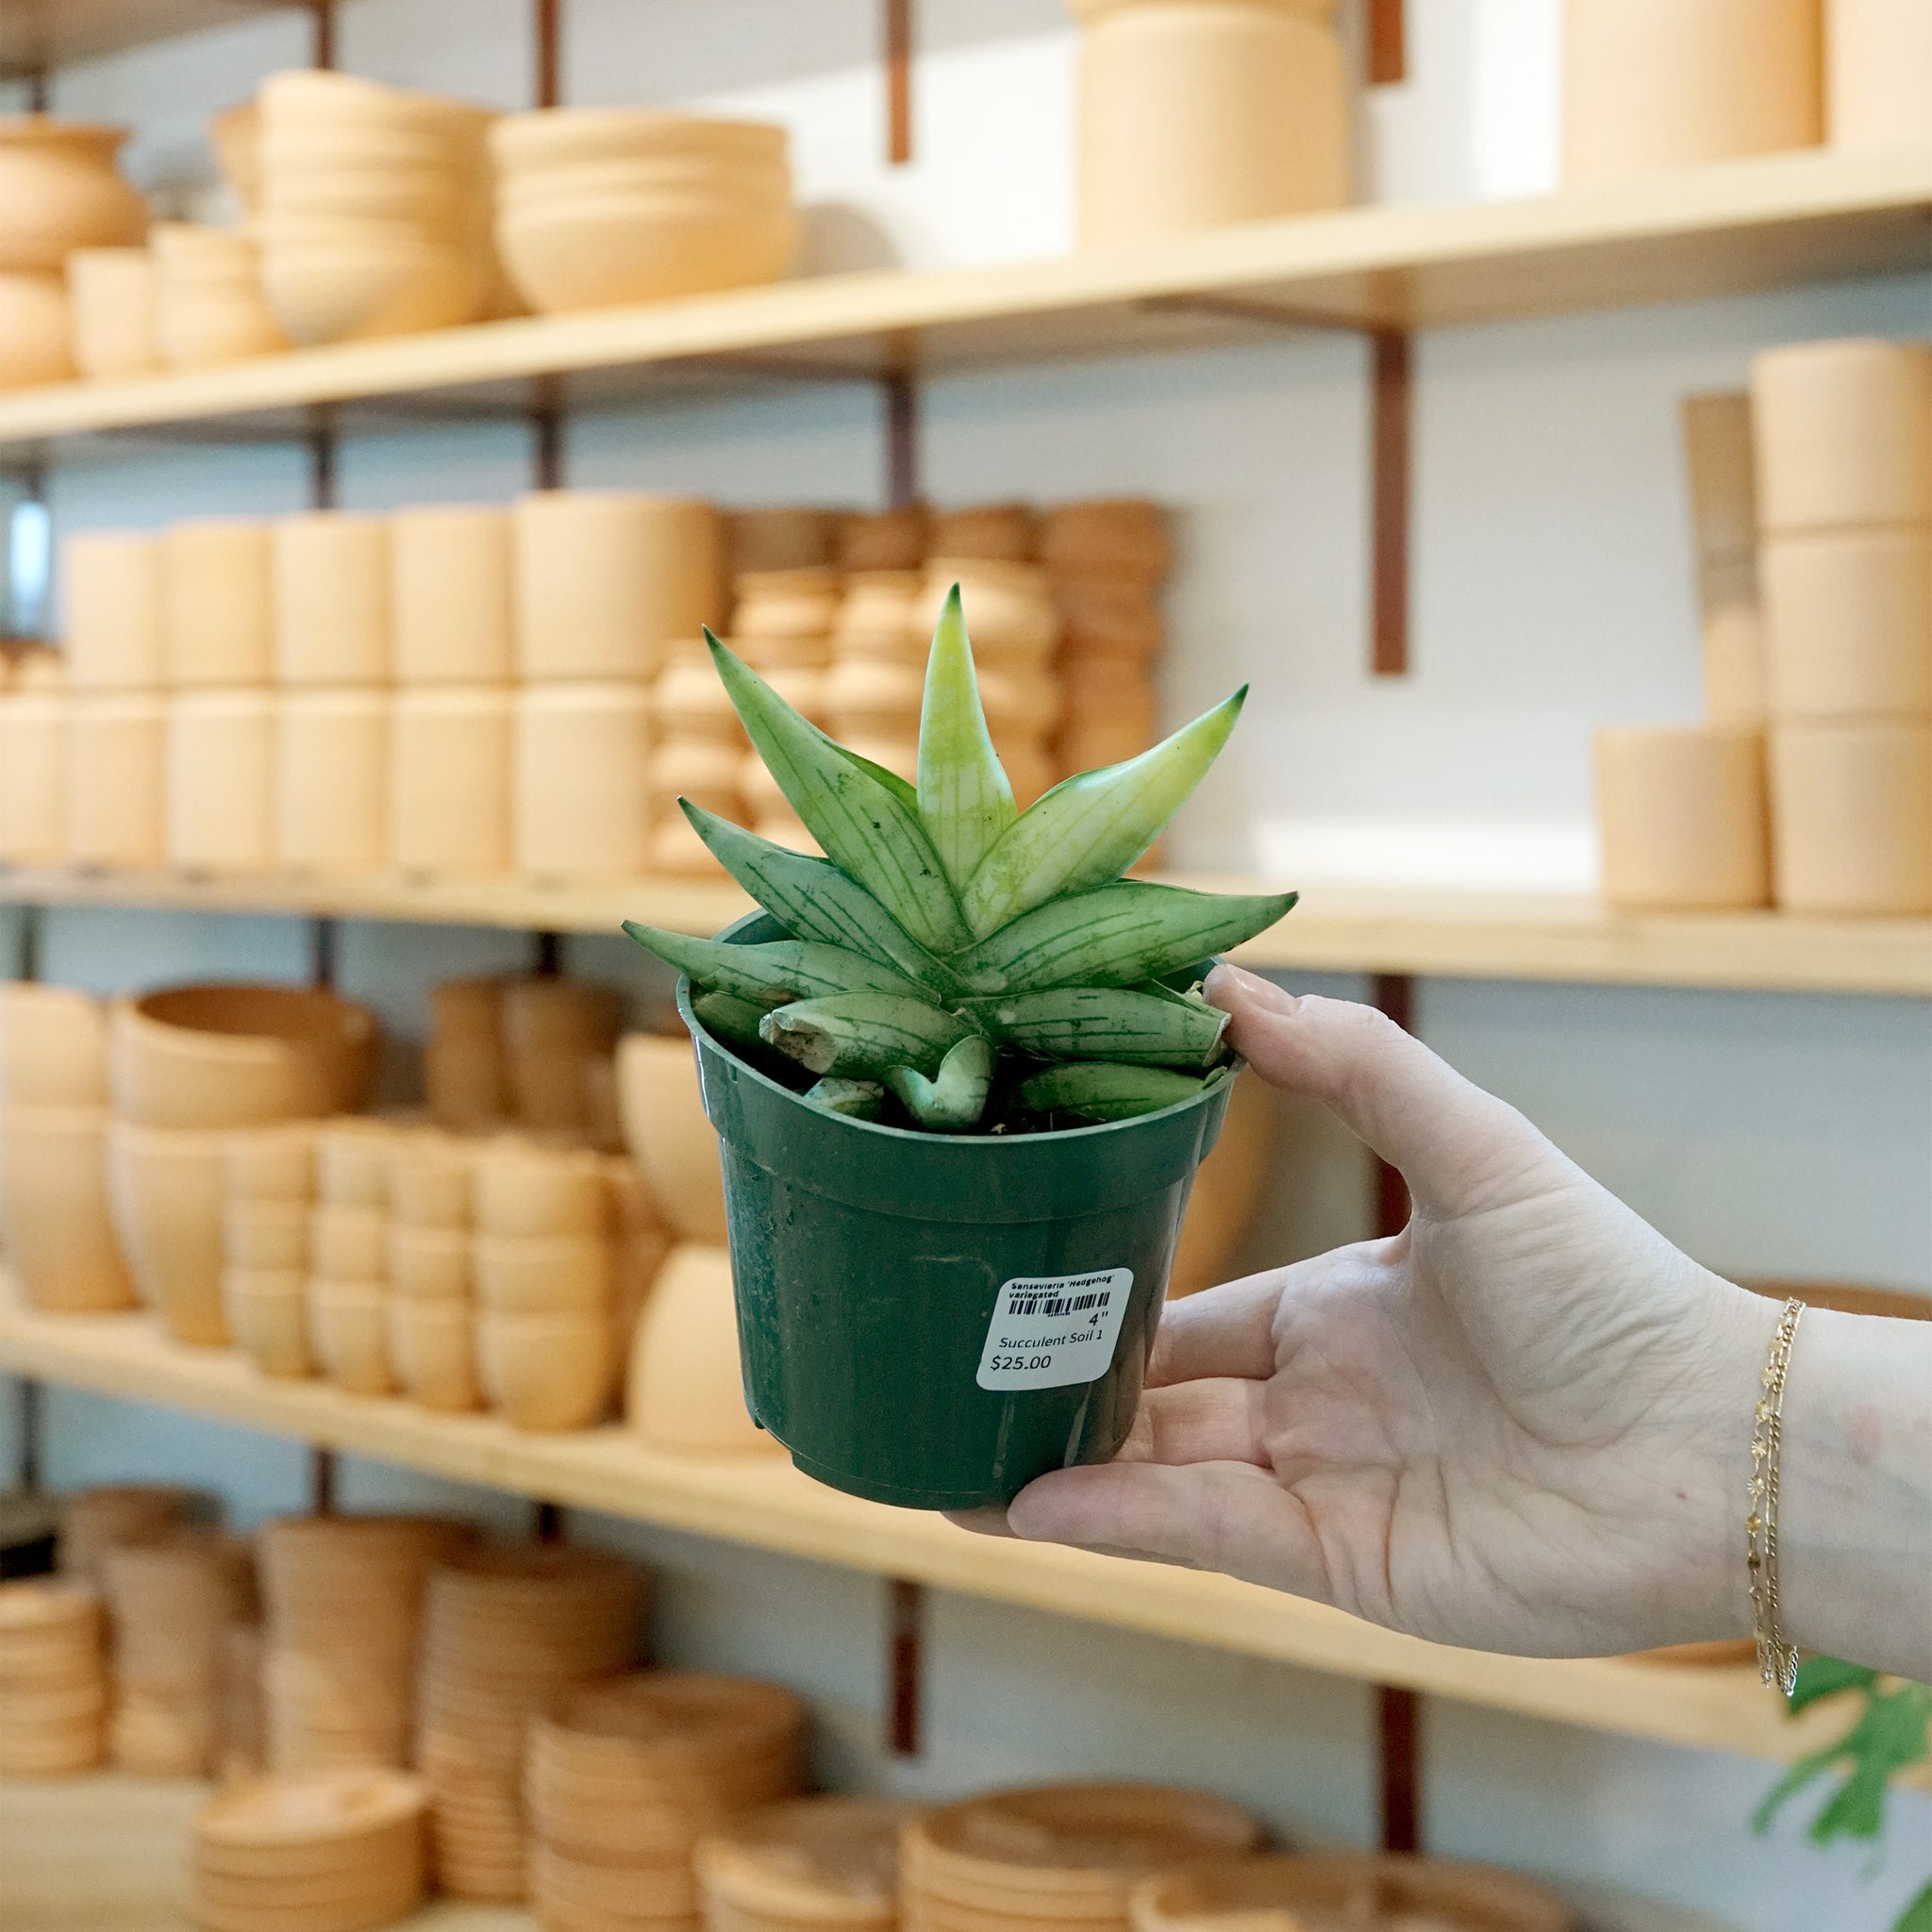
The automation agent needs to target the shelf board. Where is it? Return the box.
[2,866,1925,996]
[0,0,304,79]
[3,145,1931,462]
[2,1291,1920,1781]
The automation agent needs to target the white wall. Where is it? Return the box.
[8,6,1930,1930]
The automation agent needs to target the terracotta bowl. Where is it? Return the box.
[307,1278,393,1395]
[261,236,485,344]
[490,108,787,173]
[473,1143,609,1238]
[66,246,160,379]
[476,1309,617,1430]
[0,1105,139,1312]
[626,1244,774,1457]
[0,270,76,390]
[109,984,376,1131]
[0,116,147,274]
[425,1034,506,1131]
[309,1205,388,1283]
[222,1266,313,1379]
[223,1199,308,1272]
[0,982,108,1107]
[497,200,796,313]
[615,1032,725,1243]
[388,1294,480,1412]
[258,69,493,141]
[387,1222,471,1300]
[106,1119,228,1343]
[260,164,482,229]
[473,1232,612,1314]
[498,155,791,214]
[223,1123,316,1203]
[388,1131,474,1229]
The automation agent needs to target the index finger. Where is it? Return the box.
[1149,1268,1285,1387]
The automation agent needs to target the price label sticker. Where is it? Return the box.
[975,1268,1134,1391]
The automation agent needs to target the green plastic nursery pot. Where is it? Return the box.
[679,913,1237,1510]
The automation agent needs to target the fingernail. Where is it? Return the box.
[1207,962,1300,1015]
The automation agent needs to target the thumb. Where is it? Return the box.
[1204,966,1557,1219]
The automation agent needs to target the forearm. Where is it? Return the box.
[1779,1307,1932,1682]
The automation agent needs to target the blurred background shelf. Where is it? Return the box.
[3,144,1931,467]
[3,866,1925,995]
[0,0,310,80]
[3,1286,1920,1785]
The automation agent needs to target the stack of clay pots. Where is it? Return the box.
[0,1579,108,1777]
[513,491,724,880]
[66,245,160,378]
[416,1544,645,1899]
[189,1770,430,1932]
[503,976,625,1137]
[619,1029,778,1458]
[386,1129,481,1412]
[1071,0,1351,246]
[0,114,146,391]
[58,1482,192,1583]
[1754,337,1932,917]
[1828,0,1932,150]
[223,1124,317,1379]
[839,505,929,574]
[1127,1854,1571,1932]
[150,222,287,369]
[696,1796,911,1931]
[102,1530,257,1775]
[0,981,137,1314]
[307,1118,404,1394]
[1044,498,1173,778]
[425,977,509,1131]
[729,506,841,576]
[491,108,796,313]
[256,69,494,345]
[525,1672,806,1929]
[391,503,516,879]
[1563,0,1822,186]
[653,635,757,863]
[0,649,70,866]
[258,1513,467,1774]
[902,1785,1261,1929]
[107,983,376,1345]
[218,1621,269,1781]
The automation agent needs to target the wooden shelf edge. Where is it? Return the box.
[4,1291,1916,1781]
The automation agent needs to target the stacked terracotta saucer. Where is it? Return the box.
[218,1620,269,1782]
[257,1514,469,1774]
[902,1785,1262,1932]
[58,1481,192,1585]
[525,1671,806,1928]
[0,1578,108,1776]
[416,1544,647,1900]
[697,1795,913,1932]
[190,1769,430,1932]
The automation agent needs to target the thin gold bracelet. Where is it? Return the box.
[1749,1297,1805,1694]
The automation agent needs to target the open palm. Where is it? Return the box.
[988,968,1778,1658]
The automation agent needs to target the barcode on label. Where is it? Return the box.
[1006,1290,1110,1319]
[975,1267,1134,1391]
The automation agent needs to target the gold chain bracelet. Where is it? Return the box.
[1749,1297,1805,1694]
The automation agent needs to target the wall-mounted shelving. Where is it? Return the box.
[1,145,1929,469]
[4,1289,1920,1784]
[0,0,310,81]
[3,866,1925,996]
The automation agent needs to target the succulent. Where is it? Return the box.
[625,588,1296,1133]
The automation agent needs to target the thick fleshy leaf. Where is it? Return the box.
[947,880,1298,993]
[962,986,1229,1068]
[689,991,773,1053]
[805,1076,887,1121]
[916,585,1016,891]
[758,992,974,1081]
[679,803,965,999]
[886,1033,995,1132]
[1016,1061,1212,1123]
[959,689,1247,936]
[708,631,968,955]
[622,924,933,1005]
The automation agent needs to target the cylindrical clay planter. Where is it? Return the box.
[1827,0,1932,150]
[1761,530,1932,721]
[1594,725,1770,911]
[391,505,514,684]
[67,692,166,868]
[682,913,1236,1509]
[163,521,275,687]
[512,683,652,880]
[1771,723,1932,914]
[275,690,388,874]
[273,512,392,686]
[62,531,164,690]
[390,686,513,878]
[166,691,275,874]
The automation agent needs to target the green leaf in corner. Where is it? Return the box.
[1894,1880,1932,1932]
[1789,1656,1881,1714]
[1756,1679,1932,1844]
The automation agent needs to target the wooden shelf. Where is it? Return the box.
[4,1291,1921,1782]
[3,865,1926,996]
[3,145,1931,465]
[0,0,306,80]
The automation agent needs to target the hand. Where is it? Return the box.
[978,967,1781,1659]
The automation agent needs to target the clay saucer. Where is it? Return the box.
[0,1577,102,1635]
[198,1770,427,1848]
[528,1838,699,1916]
[697,1795,913,1923]
[540,1671,805,1766]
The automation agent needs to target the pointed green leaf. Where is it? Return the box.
[1894,1881,1932,1932]
[690,991,774,1053]
[835,743,918,810]
[1016,1061,1211,1123]
[805,1076,887,1121]
[758,992,974,1081]
[707,631,968,955]
[1787,1656,1879,1714]
[916,584,1016,890]
[962,986,1229,1068]
[679,804,965,999]
[947,880,1297,993]
[886,1033,995,1132]
[622,924,932,1005]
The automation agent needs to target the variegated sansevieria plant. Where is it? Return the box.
[625,588,1296,1133]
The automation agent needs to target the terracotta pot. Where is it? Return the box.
[152,226,289,367]
[261,236,485,344]
[66,691,166,868]
[626,1244,775,1456]
[727,507,837,575]
[272,513,392,686]
[1595,724,1770,911]
[223,1123,316,1203]
[649,809,730,876]
[161,520,275,687]
[222,1266,313,1378]
[732,565,841,643]
[0,982,108,1107]
[512,491,724,683]
[274,690,389,875]
[0,689,68,864]
[207,102,260,211]
[165,690,275,875]
[474,1232,613,1313]
[224,1198,308,1271]
[919,559,1058,662]
[979,665,1064,737]
[474,1143,610,1238]
[615,1032,725,1242]
[308,1278,394,1395]
[1074,0,1351,245]
[650,735,747,800]
[1826,0,1932,148]
[1762,529,1932,721]
[1058,577,1165,658]
[929,503,1036,563]
[263,163,482,232]
[0,117,146,273]
[0,1105,139,1311]
[821,657,924,738]
[839,507,928,572]
[388,1131,473,1229]
[66,247,159,379]
[109,984,376,1131]
[1699,577,1767,729]
[833,571,924,659]
[509,1053,605,1136]
[61,531,163,690]
[477,1308,615,1429]
[512,682,653,880]
[1752,338,1932,534]
[1771,722,1932,914]
[390,686,513,879]
[492,108,786,171]
[259,68,494,141]
[106,1118,228,1341]
[501,977,622,1058]
[430,975,502,1039]
[0,270,75,389]
[388,1294,480,1411]
[315,1117,399,1208]
[1041,498,1174,580]
[387,1222,471,1300]
[655,638,751,742]
[425,1036,505,1131]
[1562,0,1823,187]
[310,1205,389,1282]
[390,505,514,684]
